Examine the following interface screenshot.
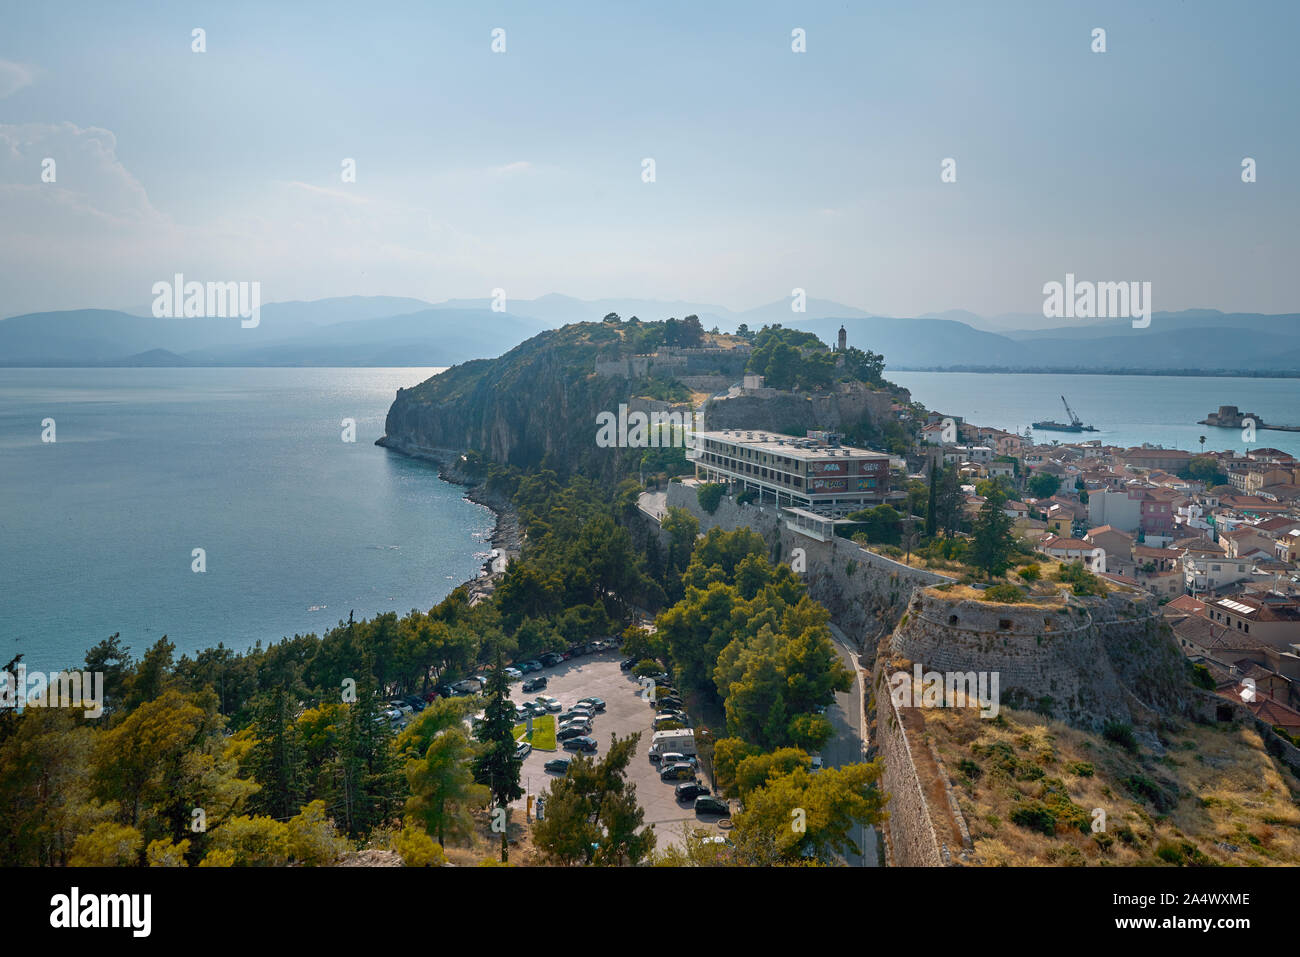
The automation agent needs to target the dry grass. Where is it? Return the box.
[435,807,543,867]
[923,703,1300,866]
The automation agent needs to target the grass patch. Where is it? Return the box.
[514,714,556,751]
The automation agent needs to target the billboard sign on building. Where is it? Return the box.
[811,478,847,493]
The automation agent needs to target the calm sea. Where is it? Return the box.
[888,372,1300,460]
[0,368,494,673]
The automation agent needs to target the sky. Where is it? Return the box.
[2,0,1298,319]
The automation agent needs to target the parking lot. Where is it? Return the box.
[507,648,730,851]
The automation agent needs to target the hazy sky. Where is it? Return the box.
[2,0,1298,318]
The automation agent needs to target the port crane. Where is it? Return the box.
[1059,395,1083,429]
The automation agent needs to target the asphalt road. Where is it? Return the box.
[827,621,879,867]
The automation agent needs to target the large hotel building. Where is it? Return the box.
[688,429,899,515]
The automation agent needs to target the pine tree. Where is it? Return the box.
[334,614,402,838]
[472,651,523,861]
[925,461,938,538]
[971,487,1015,581]
[247,686,304,820]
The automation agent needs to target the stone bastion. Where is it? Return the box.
[887,585,1192,731]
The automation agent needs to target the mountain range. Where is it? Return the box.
[2,295,1298,374]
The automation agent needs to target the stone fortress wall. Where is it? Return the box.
[654,481,1206,865]
[889,588,1194,730]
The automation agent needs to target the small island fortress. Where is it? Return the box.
[1200,405,1300,432]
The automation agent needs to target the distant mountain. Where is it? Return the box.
[430,293,736,331]
[734,298,873,328]
[105,349,195,367]
[784,314,1300,374]
[0,302,547,367]
[182,309,549,366]
[2,297,1297,372]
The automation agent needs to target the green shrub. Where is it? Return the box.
[1015,763,1045,782]
[1018,563,1041,582]
[1067,761,1095,777]
[632,658,662,678]
[1155,839,1211,867]
[983,583,1025,603]
[697,482,726,514]
[1103,721,1139,754]
[1124,774,1179,814]
[1009,801,1056,835]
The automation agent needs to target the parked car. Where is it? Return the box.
[658,752,696,768]
[559,720,592,736]
[659,762,696,782]
[558,707,593,723]
[434,683,456,698]
[524,702,548,717]
[544,758,570,774]
[562,736,598,753]
[515,741,532,759]
[503,666,523,680]
[809,755,824,773]
[534,696,561,712]
[694,796,730,816]
[522,676,548,693]
[520,660,543,673]
[675,781,710,802]
[619,657,637,671]
[539,652,564,667]
[404,696,427,712]
[557,725,589,741]
[656,697,684,711]
[576,697,606,712]
[513,706,531,722]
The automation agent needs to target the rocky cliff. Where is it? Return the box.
[379,322,664,480]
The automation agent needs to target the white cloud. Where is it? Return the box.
[283,180,370,204]
[0,60,33,98]
[490,160,532,176]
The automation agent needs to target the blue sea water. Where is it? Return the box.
[888,372,1300,460]
[0,368,494,673]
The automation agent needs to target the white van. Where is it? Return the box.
[649,729,696,762]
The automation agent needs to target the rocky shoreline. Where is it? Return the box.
[375,435,522,599]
